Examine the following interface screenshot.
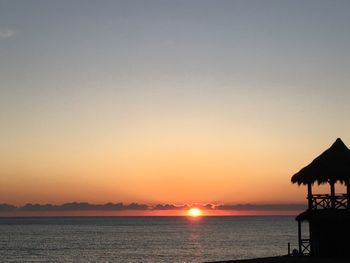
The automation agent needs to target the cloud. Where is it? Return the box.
[152,203,218,210]
[0,202,306,212]
[0,29,15,39]
[153,204,189,210]
[152,203,305,211]
[9,202,149,211]
[214,203,306,211]
[0,203,17,211]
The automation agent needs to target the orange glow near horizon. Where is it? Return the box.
[0,136,322,206]
[0,209,303,217]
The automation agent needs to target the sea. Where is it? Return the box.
[0,216,308,263]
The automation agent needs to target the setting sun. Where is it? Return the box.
[188,208,202,217]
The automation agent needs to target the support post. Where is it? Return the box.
[298,220,302,255]
[330,181,335,209]
[288,242,291,256]
[347,181,350,209]
[307,183,312,210]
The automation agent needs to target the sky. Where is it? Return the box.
[1,0,350,214]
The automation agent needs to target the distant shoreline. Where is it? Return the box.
[207,256,349,263]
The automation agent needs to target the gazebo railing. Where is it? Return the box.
[310,194,348,209]
[300,239,311,256]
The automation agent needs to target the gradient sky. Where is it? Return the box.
[1,0,350,207]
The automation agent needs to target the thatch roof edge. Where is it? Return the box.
[291,138,350,185]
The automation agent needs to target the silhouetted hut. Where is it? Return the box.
[291,138,350,258]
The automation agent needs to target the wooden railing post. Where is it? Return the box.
[298,220,302,255]
[330,181,335,209]
[307,183,312,209]
[347,182,350,209]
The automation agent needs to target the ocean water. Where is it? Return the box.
[0,216,307,263]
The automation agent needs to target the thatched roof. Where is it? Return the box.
[291,138,350,185]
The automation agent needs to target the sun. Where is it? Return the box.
[188,208,202,217]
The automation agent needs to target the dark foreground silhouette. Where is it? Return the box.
[208,255,350,263]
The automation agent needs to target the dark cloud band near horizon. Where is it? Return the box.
[0,202,306,212]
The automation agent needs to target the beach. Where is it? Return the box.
[209,256,349,263]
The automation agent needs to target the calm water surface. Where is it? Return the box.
[0,216,307,262]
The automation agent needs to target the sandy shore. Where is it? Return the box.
[207,256,349,263]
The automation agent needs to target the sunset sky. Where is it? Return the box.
[1,1,350,214]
